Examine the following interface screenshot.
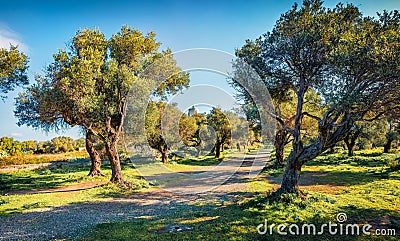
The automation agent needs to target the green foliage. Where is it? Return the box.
[233,0,400,194]
[223,111,249,147]
[0,151,8,158]
[0,136,86,157]
[74,138,86,150]
[20,140,38,154]
[181,112,216,156]
[15,26,190,181]
[144,101,182,160]
[207,108,231,145]
[36,137,81,154]
[0,137,22,156]
[0,45,28,99]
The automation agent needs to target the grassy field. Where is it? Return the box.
[82,148,400,241]
[0,151,88,166]
[0,148,399,240]
[0,151,232,215]
[0,161,150,215]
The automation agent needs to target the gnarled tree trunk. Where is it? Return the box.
[86,130,105,177]
[278,98,353,196]
[274,128,289,167]
[343,128,361,157]
[105,140,124,183]
[280,155,302,194]
[279,138,306,195]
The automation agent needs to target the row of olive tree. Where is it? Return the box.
[234,0,400,195]
[143,102,249,163]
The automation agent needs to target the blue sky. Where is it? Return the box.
[0,0,399,141]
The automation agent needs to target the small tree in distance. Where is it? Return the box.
[207,108,231,158]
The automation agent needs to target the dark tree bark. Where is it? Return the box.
[274,128,289,167]
[161,144,168,164]
[279,118,352,196]
[343,125,362,156]
[215,142,221,158]
[344,136,355,157]
[384,139,393,153]
[105,140,124,183]
[86,130,105,177]
[280,155,303,194]
[237,142,241,152]
[210,145,215,154]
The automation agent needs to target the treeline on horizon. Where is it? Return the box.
[0,136,86,157]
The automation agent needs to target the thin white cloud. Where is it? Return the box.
[10,132,24,138]
[0,23,28,53]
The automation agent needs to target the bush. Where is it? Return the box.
[0,150,8,158]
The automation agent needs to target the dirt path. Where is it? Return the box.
[0,150,270,241]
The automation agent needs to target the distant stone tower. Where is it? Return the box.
[187,106,198,117]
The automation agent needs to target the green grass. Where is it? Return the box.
[80,185,400,240]
[0,160,149,215]
[1,148,399,240]
[0,166,99,192]
[0,153,226,215]
[79,148,400,240]
[172,154,224,166]
[0,182,151,215]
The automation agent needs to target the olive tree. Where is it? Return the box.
[145,101,184,163]
[15,74,106,176]
[207,108,231,158]
[37,27,188,183]
[237,0,400,195]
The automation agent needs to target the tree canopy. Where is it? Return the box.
[0,45,28,99]
[236,0,400,195]
[207,108,232,158]
[15,26,189,183]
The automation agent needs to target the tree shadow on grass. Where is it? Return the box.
[308,152,399,169]
[0,162,105,194]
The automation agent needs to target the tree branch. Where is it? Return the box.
[302,112,321,122]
